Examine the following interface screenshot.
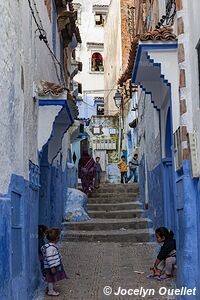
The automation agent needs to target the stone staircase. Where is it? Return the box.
[63,183,154,242]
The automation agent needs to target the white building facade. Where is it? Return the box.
[74,0,110,119]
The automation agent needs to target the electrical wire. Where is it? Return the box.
[27,0,123,101]
[27,0,66,87]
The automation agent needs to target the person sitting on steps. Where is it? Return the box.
[148,227,176,280]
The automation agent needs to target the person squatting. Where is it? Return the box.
[148,227,176,280]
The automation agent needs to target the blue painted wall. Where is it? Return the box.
[147,163,164,229]
[39,143,78,228]
[0,174,40,300]
[197,179,200,298]
[0,197,11,300]
[175,161,199,299]
[139,156,164,229]
[138,154,146,209]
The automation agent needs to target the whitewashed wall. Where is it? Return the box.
[0,0,63,194]
[180,0,200,162]
[74,0,110,108]
[104,0,122,115]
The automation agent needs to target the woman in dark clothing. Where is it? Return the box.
[94,157,102,188]
[148,227,176,280]
[78,149,96,194]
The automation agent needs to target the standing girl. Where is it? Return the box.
[41,228,67,296]
[149,227,176,280]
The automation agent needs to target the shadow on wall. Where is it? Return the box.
[138,155,164,229]
[66,162,78,188]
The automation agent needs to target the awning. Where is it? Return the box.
[132,27,178,111]
[37,81,78,156]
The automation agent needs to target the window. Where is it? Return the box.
[97,104,104,116]
[91,52,104,72]
[95,13,106,26]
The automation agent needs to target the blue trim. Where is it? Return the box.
[38,100,74,124]
[132,43,178,83]
[146,53,171,87]
[52,0,57,55]
[65,101,74,124]
[134,51,172,110]
[132,45,142,83]
[39,100,67,106]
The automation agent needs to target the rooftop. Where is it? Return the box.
[118,27,177,85]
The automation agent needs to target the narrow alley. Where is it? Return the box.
[37,183,175,300]
[40,242,175,300]
[38,184,175,300]
[1,0,200,299]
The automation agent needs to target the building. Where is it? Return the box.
[73,0,110,120]
[103,0,139,179]
[117,0,200,296]
[0,0,81,299]
[71,0,112,176]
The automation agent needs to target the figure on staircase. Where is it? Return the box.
[94,156,102,189]
[118,155,128,184]
[78,149,97,194]
[127,153,139,183]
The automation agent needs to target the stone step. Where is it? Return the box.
[89,192,138,198]
[63,228,154,242]
[96,185,139,193]
[88,196,138,204]
[87,201,142,211]
[88,209,144,219]
[63,218,153,231]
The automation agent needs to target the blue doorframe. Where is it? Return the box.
[162,108,175,231]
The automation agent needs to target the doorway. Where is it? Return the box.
[162,108,175,230]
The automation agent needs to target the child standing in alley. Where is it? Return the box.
[118,155,128,184]
[148,227,176,280]
[41,228,67,296]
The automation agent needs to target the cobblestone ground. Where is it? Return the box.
[36,242,176,300]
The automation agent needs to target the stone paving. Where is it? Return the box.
[36,241,176,300]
